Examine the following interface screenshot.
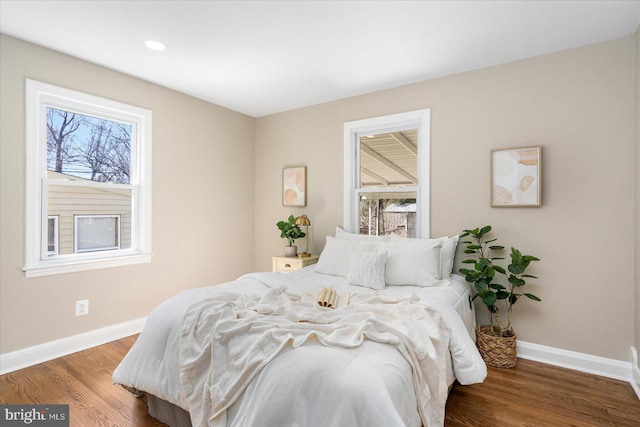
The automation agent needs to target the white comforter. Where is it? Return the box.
[113,268,486,427]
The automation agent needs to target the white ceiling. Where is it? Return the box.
[1,1,639,117]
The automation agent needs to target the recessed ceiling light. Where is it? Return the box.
[145,40,166,51]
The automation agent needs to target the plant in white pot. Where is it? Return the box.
[276,215,306,257]
[459,225,541,368]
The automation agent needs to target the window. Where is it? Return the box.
[75,215,121,253]
[344,109,430,238]
[47,216,59,256]
[25,80,152,277]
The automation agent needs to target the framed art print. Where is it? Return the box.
[282,166,306,207]
[491,146,542,207]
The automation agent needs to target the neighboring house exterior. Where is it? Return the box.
[47,171,131,255]
[359,199,417,238]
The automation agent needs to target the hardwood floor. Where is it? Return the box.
[446,359,640,426]
[0,336,166,427]
[1,335,639,426]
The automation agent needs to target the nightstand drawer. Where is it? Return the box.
[272,255,319,273]
[274,258,300,272]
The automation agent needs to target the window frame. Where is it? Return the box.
[24,79,152,278]
[343,109,431,238]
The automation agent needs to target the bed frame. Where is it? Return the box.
[144,393,192,427]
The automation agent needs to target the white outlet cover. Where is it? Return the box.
[75,299,89,316]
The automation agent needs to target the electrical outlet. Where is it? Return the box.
[75,299,89,316]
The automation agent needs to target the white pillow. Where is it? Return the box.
[335,226,391,242]
[383,240,443,287]
[347,249,387,290]
[389,233,443,245]
[316,236,376,277]
[440,235,459,280]
[389,234,458,280]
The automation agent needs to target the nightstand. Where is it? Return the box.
[272,255,319,273]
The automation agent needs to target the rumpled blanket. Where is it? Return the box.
[179,285,453,427]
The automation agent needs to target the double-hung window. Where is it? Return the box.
[25,80,152,277]
[343,109,431,238]
[47,216,59,256]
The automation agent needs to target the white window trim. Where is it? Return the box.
[343,109,431,238]
[47,215,59,256]
[24,79,152,278]
[74,214,121,253]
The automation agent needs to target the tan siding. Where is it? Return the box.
[48,184,131,254]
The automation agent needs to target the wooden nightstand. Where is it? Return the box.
[272,255,319,273]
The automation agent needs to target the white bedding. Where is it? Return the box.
[113,268,486,427]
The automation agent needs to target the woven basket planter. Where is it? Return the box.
[476,325,517,368]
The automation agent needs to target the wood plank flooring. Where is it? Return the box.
[446,359,640,426]
[0,336,165,427]
[1,335,639,426]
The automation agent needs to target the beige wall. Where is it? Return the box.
[0,35,255,353]
[635,26,640,366]
[255,36,636,361]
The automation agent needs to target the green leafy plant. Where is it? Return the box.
[459,225,541,337]
[276,215,306,247]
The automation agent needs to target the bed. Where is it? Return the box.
[113,231,487,427]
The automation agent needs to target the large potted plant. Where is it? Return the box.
[276,215,306,257]
[459,225,541,368]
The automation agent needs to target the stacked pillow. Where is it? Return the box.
[334,226,391,242]
[388,233,459,280]
[347,249,387,290]
[383,237,442,287]
[314,236,378,278]
[314,227,459,289]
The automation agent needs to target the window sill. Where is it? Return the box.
[23,252,153,278]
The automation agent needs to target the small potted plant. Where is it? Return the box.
[459,225,541,368]
[276,215,306,257]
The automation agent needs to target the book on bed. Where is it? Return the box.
[300,287,351,309]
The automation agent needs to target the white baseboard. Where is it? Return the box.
[0,317,147,375]
[517,340,638,397]
[631,347,640,399]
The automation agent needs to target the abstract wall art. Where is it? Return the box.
[491,146,542,207]
[282,166,307,207]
